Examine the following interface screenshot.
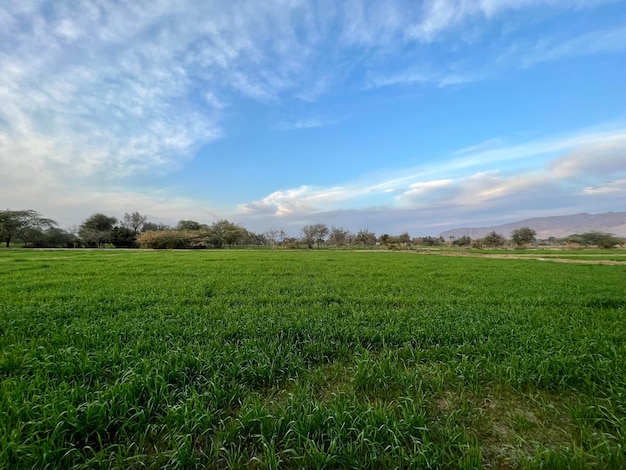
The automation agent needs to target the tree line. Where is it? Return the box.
[0,209,623,249]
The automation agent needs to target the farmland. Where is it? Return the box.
[1,250,625,468]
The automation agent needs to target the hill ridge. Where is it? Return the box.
[438,212,626,240]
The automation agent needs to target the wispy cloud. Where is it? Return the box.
[366,68,478,89]
[275,116,343,131]
[1,0,620,183]
[520,24,626,67]
[407,0,615,43]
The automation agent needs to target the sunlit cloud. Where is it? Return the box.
[582,179,626,195]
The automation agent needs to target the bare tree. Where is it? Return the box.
[265,228,287,249]
[301,224,329,248]
[122,211,148,234]
[328,226,351,247]
[483,231,507,247]
[356,228,376,246]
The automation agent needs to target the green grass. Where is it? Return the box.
[1,250,625,468]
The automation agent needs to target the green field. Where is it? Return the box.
[1,250,625,468]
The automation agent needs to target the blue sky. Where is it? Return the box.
[1,1,625,236]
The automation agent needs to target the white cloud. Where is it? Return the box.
[401,179,455,199]
[582,179,626,195]
[549,135,626,178]
[0,2,223,184]
[239,185,358,217]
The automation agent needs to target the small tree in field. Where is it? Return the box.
[79,214,117,248]
[511,227,536,248]
[301,224,329,248]
[356,229,376,246]
[328,227,351,247]
[483,231,507,248]
[566,231,623,249]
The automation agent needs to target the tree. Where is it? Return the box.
[245,231,267,246]
[0,209,56,247]
[483,231,507,248]
[356,229,376,246]
[328,226,350,247]
[111,227,137,248]
[511,227,536,248]
[122,211,147,234]
[176,220,203,231]
[42,227,77,248]
[420,236,444,247]
[301,224,329,248]
[452,235,472,247]
[264,229,286,249]
[566,231,623,249]
[143,221,170,231]
[79,213,117,248]
[397,232,411,246]
[210,220,247,248]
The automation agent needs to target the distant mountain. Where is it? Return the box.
[438,212,626,240]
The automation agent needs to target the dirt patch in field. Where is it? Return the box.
[426,251,626,265]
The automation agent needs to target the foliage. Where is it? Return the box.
[210,219,248,248]
[176,220,204,231]
[0,250,624,468]
[137,222,253,249]
[566,231,624,249]
[264,229,285,248]
[356,228,376,246]
[396,231,411,245]
[79,214,118,248]
[328,226,351,247]
[301,223,329,248]
[110,227,137,248]
[419,236,445,246]
[0,209,57,247]
[29,227,77,248]
[142,221,171,231]
[483,230,507,247]
[136,229,210,249]
[452,235,472,247]
[511,227,537,247]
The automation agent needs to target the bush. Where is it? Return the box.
[136,230,211,249]
[452,236,471,247]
